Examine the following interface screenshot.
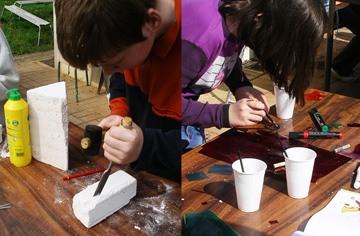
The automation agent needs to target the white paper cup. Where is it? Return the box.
[274,84,296,119]
[232,158,267,212]
[284,147,317,199]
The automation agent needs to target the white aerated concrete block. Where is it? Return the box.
[73,170,137,228]
[27,82,69,170]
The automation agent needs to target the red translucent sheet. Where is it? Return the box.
[199,130,351,183]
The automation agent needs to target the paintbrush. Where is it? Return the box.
[249,96,280,129]
[63,168,107,180]
[276,131,289,158]
[238,150,245,172]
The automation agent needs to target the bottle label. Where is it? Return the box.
[6,117,27,160]
[12,120,19,126]
[4,97,32,167]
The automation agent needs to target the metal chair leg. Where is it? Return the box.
[58,61,61,82]
[97,71,104,95]
[37,26,41,46]
[225,90,235,104]
[86,70,89,86]
[75,68,79,103]
[49,25,53,39]
[103,73,109,94]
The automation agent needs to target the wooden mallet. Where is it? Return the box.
[81,117,133,156]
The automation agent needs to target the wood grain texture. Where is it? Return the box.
[0,123,180,236]
[182,89,360,235]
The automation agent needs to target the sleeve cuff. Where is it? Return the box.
[222,104,231,128]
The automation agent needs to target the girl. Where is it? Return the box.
[182,0,328,151]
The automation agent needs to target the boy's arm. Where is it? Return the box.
[107,73,181,182]
[0,29,19,101]
[100,113,181,183]
[109,72,129,116]
[130,126,181,183]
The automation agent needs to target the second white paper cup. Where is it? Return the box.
[274,84,296,119]
[284,147,317,199]
[232,158,267,212]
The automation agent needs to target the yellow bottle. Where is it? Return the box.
[4,89,32,167]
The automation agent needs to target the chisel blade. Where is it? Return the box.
[93,161,112,197]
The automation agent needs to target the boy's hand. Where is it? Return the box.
[228,98,266,127]
[98,115,123,130]
[98,116,144,165]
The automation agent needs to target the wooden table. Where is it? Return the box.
[182,89,360,235]
[0,123,180,236]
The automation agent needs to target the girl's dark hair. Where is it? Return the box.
[55,0,156,70]
[219,0,328,105]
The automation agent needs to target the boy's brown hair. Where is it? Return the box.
[55,0,156,70]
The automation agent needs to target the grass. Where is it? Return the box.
[0,0,53,56]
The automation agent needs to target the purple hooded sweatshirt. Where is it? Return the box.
[182,0,252,129]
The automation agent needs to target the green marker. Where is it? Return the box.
[309,108,329,132]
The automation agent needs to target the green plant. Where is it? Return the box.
[0,0,53,55]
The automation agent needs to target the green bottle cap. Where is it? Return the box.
[6,88,21,101]
[322,125,329,132]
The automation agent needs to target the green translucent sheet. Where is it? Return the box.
[182,210,241,236]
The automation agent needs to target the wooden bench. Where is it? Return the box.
[1,5,52,45]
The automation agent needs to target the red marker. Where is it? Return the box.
[63,168,107,180]
[289,131,342,139]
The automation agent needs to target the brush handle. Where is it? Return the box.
[238,150,245,172]
[276,132,288,158]
[250,96,279,128]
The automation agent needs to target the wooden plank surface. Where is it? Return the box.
[182,89,360,235]
[0,123,180,235]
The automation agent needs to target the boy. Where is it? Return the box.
[55,0,181,182]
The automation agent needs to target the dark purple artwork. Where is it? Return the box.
[199,130,351,182]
